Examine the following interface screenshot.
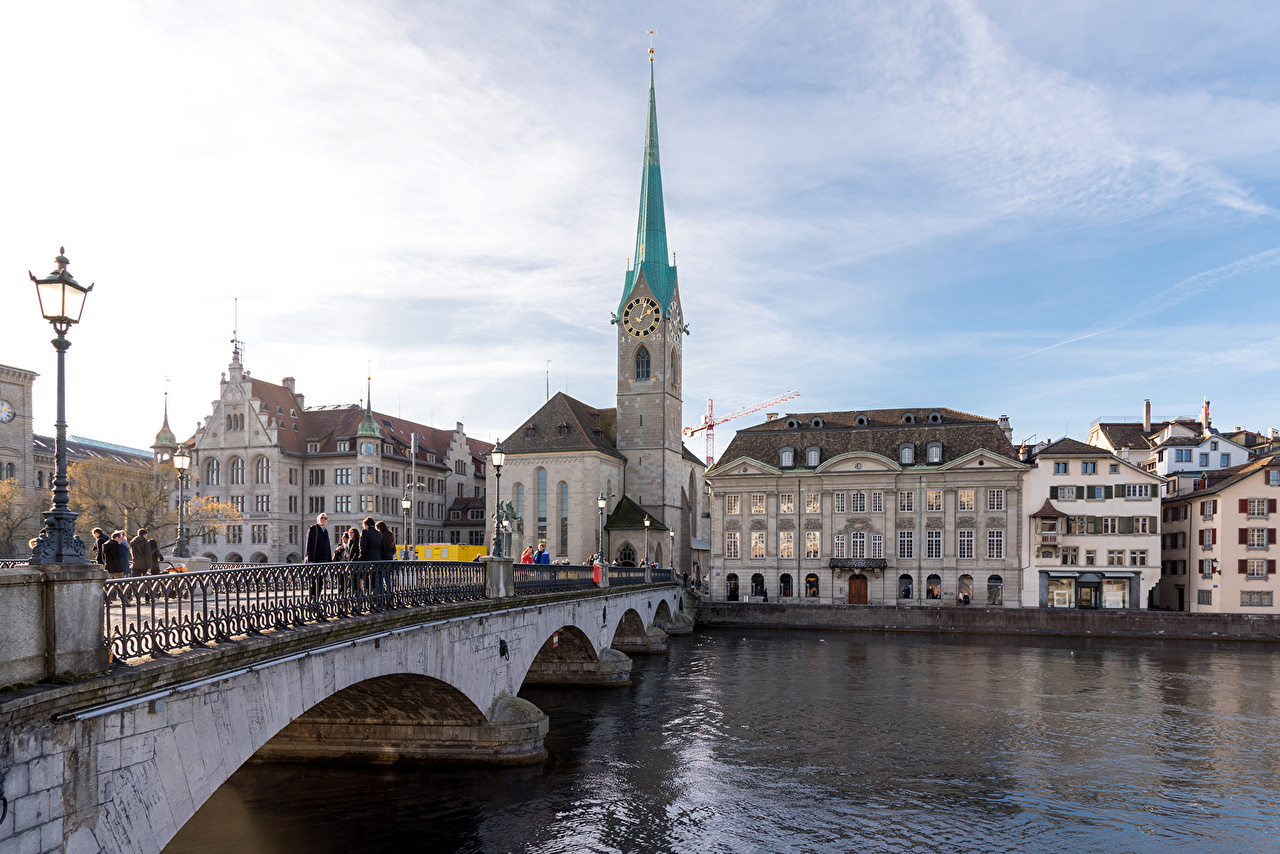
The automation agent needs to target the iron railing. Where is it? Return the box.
[609,565,647,586]
[0,559,29,569]
[104,561,485,660]
[650,568,672,583]
[513,564,597,596]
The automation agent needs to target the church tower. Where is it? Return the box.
[614,59,687,525]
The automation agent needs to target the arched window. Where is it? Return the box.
[3,462,13,480]
[251,552,269,564]
[807,448,820,467]
[780,448,794,467]
[926,574,942,599]
[618,542,637,566]
[987,575,1004,606]
[536,468,548,545]
[725,572,740,601]
[514,483,524,520]
[958,574,973,605]
[779,573,793,598]
[225,552,243,563]
[654,544,662,567]
[899,444,915,465]
[635,346,651,381]
[750,573,766,597]
[206,458,221,486]
[37,471,43,488]
[229,457,245,485]
[255,456,271,484]
[927,442,943,463]
[805,573,820,597]
[558,481,569,556]
[670,348,679,387]
[898,574,914,599]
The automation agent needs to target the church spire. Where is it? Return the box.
[618,57,676,317]
[356,374,382,439]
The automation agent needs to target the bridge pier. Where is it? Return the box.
[612,624,669,654]
[254,678,549,765]
[524,647,633,687]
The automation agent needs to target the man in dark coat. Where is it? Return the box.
[91,527,109,565]
[129,528,154,576]
[358,517,384,609]
[305,513,332,611]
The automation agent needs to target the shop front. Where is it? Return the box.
[1040,570,1140,609]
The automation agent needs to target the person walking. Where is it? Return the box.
[148,535,164,574]
[103,530,125,576]
[129,528,154,577]
[91,527,109,565]
[305,513,332,615]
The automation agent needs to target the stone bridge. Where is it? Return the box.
[0,562,691,854]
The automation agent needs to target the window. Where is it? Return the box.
[807,449,820,467]
[779,573,793,598]
[206,459,221,485]
[987,575,1004,605]
[751,494,766,514]
[1247,528,1267,548]
[805,574,819,598]
[834,492,846,514]
[335,468,352,485]
[1066,516,1086,534]
[251,524,268,544]
[957,530,975,560]
[833,534,846,559]
[1211,441,1218,451]
[872,492,884,513]
[927,444,942,463]
[1053,462,1069,474]
[898,574,913,599]
[537,468,547,543]
[899,491,914,512]
[1125,484,1151,498]
[1110,464,1120,474]
[360,466,375,484]
[1106,549,1125,566]
[1102,517,1119,534]
[780,449,794,468]
[851,532,866,559]
[337,441,350,453]
[1084,549,1096,566]
[1082,461,1097,474]
[1270,471,1280,486]
[1061,547,1079,565]
[361,495,375,512]
[254,494,270,512]
[229,457,245,485]
[1057,486,1076,502]
[926,490,943,512]
[987,489,1005,511]
[926,574,942,599]
[779,531,794,559]
[898,530,913,559]
[926,530,942,559]
[1199,453,1210,468]
[1248,499,1268,517]
[780,493,795,514]
[805,531,820,559]
[1246,558,1267,578]
[1198,590,1212,606]
[334,496,351,513]
[751,531,765,558]
[1130,550,1148,566]
[806,493,820,513]
[635,346,651,381]
[851,492,866,513]
[229,496,245,512]
[899,445,914,465]
[308,496,325,514]
[1174,449,1191,463]
[226,525,243,544]
[307,442,320,454]
[309,469,325,486]
[987,530,1004,559]
[1221,454,1231,467]
[558,482,569,556]
[725,532,740,559]
[1241,590,1273,607]
[957,489,974,512]
[726,495,741,514]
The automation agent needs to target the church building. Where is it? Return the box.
[487,61,706,571]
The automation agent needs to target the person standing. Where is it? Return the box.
[520,546,535,564]
[375,520,396,603]
[130,528,153,576]
[91,527,109,565]
[103,530,125,576]
[358,517,382,609]
[305,513,332,613]
[533,542,548,564]
[148,535,164,574]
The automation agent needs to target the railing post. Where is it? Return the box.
[1,562,108,685]
[485,556,514,598]
[644,563,652,584]
[597,561,609,589]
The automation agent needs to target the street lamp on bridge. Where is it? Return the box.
[668,528,674,574]
[489,440,505,558]
[597,493,606,562]
[401,490,412,559]
[173,447,191,558]
[643,514,650,567]
[28,247,93,565]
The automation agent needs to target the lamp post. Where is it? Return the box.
[489,440,505,558]
[172,447,191,558]
[643,514,650,567]
[668,528,675,573]
[401,491,412,559]
[28,247,93,565]
[597,493,606,562]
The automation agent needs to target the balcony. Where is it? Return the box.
[1039,534,1058,546]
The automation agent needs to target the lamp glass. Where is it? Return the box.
[402,496,412,511]
[490,444,505,467]
[644,517,650,528]
[173,449,191,471]
[35,280,89,324]
[597,493,606,509]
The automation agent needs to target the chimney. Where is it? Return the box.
[766,413,778,422]
[282,377,296,393]
[998,415,1013,444]
[1143,399,1151,432]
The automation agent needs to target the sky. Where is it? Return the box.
[2,1,1279,460]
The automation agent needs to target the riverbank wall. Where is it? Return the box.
[696,601,1280,642]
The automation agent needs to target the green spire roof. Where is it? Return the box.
[152,394,177,450]
[618,63,677,317]
[356,377,382,439]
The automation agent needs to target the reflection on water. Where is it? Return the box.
[167,630,1280,854]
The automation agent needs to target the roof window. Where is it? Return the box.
[902,412,916,425]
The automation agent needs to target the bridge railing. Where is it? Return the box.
[0,558,29,569]
[609,565,647,586]
[513,564,597,596]
[104,561,485,660]
[650,568,672,583]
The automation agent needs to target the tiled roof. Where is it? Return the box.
[713,407,1016,472]
[1163,454,1280,501]
[1031,437,1102,458]
[444,496,486,529]
[500,393,624,460]
[604,495,669,532]
[1153,436,1203,448]
[1031,499,1067,517]
[1093,419,1199,451]
[34,434,152,470]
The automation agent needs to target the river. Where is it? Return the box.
[166,628,1280,853]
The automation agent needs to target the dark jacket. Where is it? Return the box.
[129,534,154,574]
[358,527,381,562]
[148,538,164,572]
[94,532,110,565]
[305,524,332,563]
[380,530,396,561]
[103,539,123,574]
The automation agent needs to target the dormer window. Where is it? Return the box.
[811,417,825,429]
[785,418,799,429]
[557,422,570,436]
[899,444,915,465]
[927,442,943,463]
[525,425,536,438]
[927,411,942,424]
[590,410,600,422]
[854,414,868,426]
[902,412,916,424]
[806,447,820,467]
[780,448,795,468]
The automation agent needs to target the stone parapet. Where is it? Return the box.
[1,562,108,686]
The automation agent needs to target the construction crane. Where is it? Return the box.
[685,390,801,466]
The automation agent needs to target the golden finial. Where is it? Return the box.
[648,29,661,61]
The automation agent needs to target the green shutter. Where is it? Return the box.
[1087,516,1097,534]
[1076,486,1085,500]
[1120,516,1133,534]
[1049,486,1058,500]
[1104,485,1114,500]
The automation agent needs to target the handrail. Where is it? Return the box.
[609,565,647,586]
[513,564,597,595]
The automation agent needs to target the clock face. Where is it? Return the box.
[0,400,14,423]
[667,301,682,343]
[622,296,660,337]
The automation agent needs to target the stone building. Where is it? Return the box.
[186,348,490,563]
[0,364,37,488]
[705,408,1027,606]
[486,62,706,570]
[1019,437,1162,609]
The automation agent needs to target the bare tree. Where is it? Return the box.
[0,480,45,558]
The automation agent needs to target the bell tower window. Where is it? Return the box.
[635,346,651,381]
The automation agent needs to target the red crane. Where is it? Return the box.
[684,390,802,465]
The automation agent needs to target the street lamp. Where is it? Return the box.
[28,247,93,565]
[489,440,505,558]
[668,528,675,573]
[643,514,650,567]
[172,447,191,558]
[401,491,412,559]
[597,493,606,562]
